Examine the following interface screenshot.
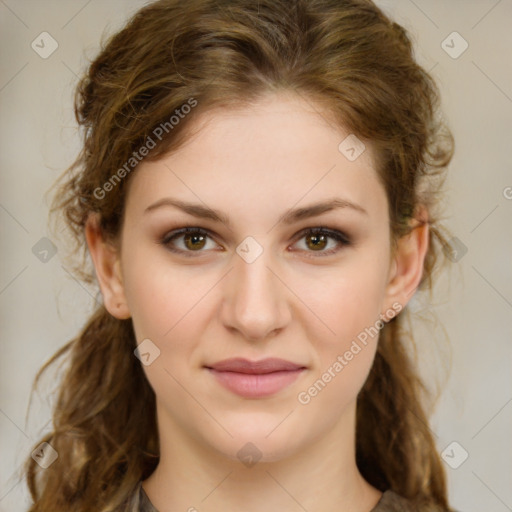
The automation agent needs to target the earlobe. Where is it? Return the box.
[85,214,131,319]
[383,212,430,313]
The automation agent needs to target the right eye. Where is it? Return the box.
[160,227,221,256]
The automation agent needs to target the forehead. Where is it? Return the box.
[125,91,387,224]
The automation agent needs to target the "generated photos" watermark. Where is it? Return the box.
[297,302,403,405]
[94,98,198,200]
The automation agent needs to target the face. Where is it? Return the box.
[88,90,422,464]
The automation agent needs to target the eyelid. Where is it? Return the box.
[160,227,220,250]
[292,226,350,244]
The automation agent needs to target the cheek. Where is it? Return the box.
[296,278,384,412]
[295,254,388,404]
[297,343,377,415]
[304,255,389,347]
[120,244,191,342]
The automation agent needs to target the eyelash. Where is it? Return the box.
[160,226,351,258]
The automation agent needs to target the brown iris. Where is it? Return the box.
[305,233,328,251]
[184,233,207,250]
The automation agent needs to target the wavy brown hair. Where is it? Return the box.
[23,0,456,510]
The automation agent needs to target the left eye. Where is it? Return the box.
[292,227,351,256]
[160,226,350,257]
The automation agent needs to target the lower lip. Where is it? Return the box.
[206,368,305,398]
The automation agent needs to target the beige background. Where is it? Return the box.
[1,1,511,510]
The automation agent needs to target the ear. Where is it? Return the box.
[85,213,131,319]
[382,205,430,313]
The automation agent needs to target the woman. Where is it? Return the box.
[24,0,457,510]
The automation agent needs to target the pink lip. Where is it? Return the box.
[205,358,306,398]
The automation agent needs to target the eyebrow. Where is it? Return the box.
[144,197,368,227]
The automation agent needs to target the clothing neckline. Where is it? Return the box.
[138,483,403,512]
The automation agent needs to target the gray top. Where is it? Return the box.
[127,482,451,511]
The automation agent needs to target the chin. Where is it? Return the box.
[202,422,305,466]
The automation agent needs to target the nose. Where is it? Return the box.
[220,244,291,342]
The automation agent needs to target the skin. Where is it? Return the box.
[86,90,429,512]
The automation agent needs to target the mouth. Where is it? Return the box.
[204,358,307,398]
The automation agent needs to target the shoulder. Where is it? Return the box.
[122,482,159,512]
[372,490,459,512]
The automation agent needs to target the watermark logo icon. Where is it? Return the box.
[134,338,161,366]
[442,236,468,262]
[32,237,57,263]
[441,31,468,59]
[237,442,262,468]
[31,32,59,59]
[338,134,366,162]
[236,237,263,264]
[441,441,469,469]
[31,442,58,468]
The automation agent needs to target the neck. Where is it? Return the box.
[142,399,383,512]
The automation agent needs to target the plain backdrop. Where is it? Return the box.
[1,1,511,511]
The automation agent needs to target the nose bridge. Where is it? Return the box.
[221,240,289,340]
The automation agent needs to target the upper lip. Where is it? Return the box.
[205,358,306,374]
